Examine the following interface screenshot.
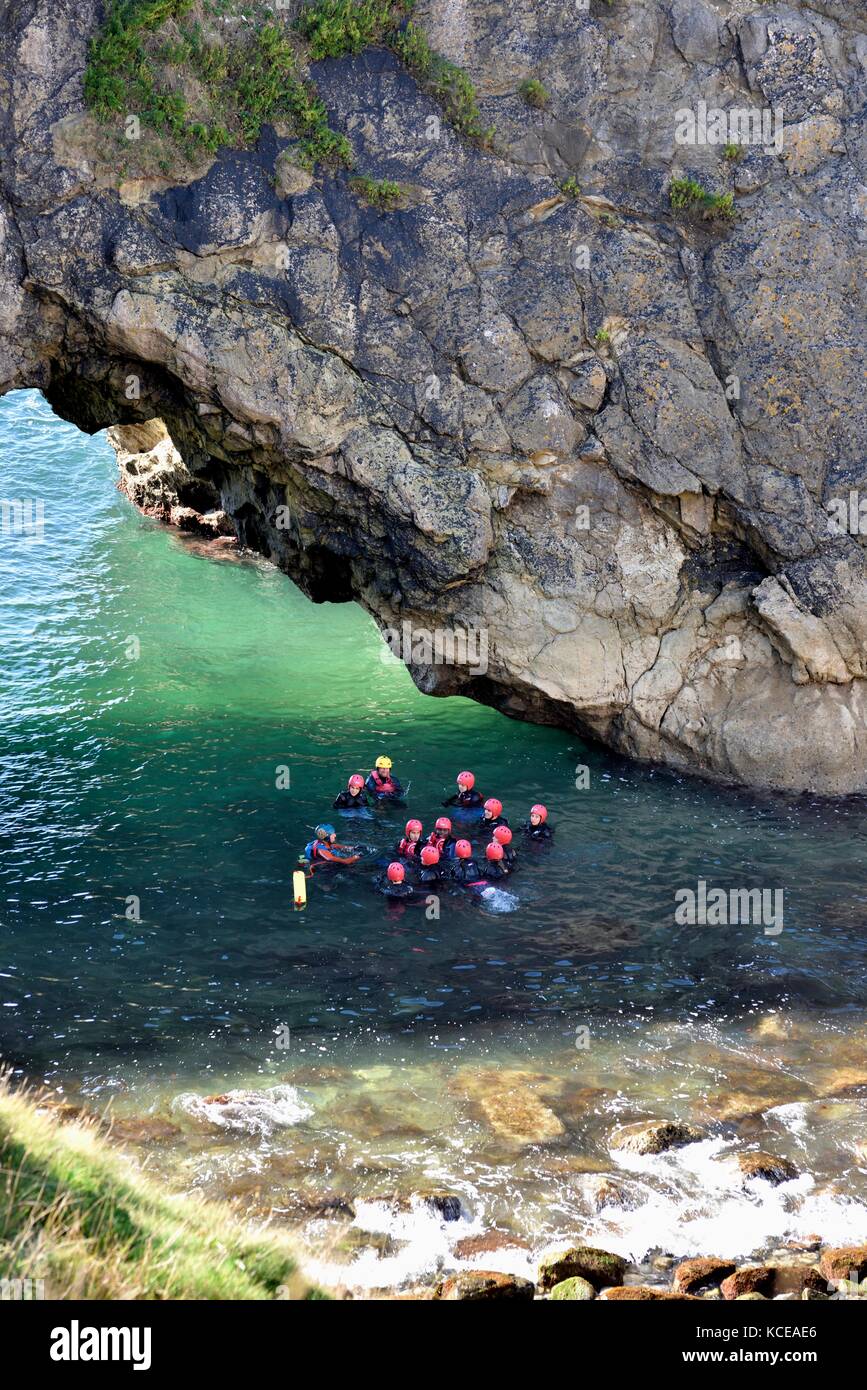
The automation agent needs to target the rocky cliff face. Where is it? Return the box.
[1,0,866,792]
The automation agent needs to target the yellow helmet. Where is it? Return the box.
[375,755,393,769]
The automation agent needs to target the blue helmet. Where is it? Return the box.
[316,823,336,839]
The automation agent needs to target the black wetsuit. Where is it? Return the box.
[333,789,370,810]
[482,859,509,880]
[417,866,443,889]
[522,820,553,841]
[499,844,518,867]
[442,788,483,809]
[375,873,413,899]
[449,858,481,883]
[482,814,509,832]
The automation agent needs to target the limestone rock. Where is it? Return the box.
[1,0,866,794]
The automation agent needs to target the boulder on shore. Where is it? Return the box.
[672,1256,737,1295]
[538,1245,627,1291]
[819,1245,867,1284]
[436,1271,535,1301]
[720,1266,776,1300]
[549,1276,596,1301]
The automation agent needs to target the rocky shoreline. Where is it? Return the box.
[42,1047,866,1302]
[406,1238,867,1301]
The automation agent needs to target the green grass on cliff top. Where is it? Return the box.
[0,1078,324,1299]
[83,0,492,179]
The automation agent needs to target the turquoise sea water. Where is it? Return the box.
[2,389,866,1285]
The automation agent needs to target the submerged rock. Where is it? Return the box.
[450,1068,566,1145]
[538,1245,627,1292]
[105,1114,182,1144]
[453,1231,531,1259]
[585,1174,629,1211]
[610,1120,704,1156]
[436,1271,535,1301]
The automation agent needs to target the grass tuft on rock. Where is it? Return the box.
[84,0,352,170]
[297,0,494,145]
[349,173,403,208]
[519,78,549,109]
[669,176,735,222]
[84,0,493,179]
[296,0,413,59]
[0,1077,323,1300]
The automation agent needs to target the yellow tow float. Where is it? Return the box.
[293,870,307,910]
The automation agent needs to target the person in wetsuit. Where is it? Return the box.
[448,838,481,883]
[482,841,510,879]
[522,803,553,840]
[493,824,517,867]
[375,860,414,900]
[333,774,370,810]
[442,770,484,810]
[417,843,443,887]
[427,816,456,860]
[482,797,509,832]
[366,755,405,801]
[396,818,423,859]
[302,824,361,869]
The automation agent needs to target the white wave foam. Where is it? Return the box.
[171,1084,311,1136]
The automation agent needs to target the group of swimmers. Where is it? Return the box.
[300,758,553,902]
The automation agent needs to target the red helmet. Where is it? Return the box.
[387,862,405,883]
[435,816,452,833]
[405,819,422,836]
[493,825,512,845]
[420,845,440,866]
[484,798,503,818]
[455,839,472,859]
[486,842,504,861]
[348,774,364,791]
[531,803,548,822]
[457,771,475,788]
